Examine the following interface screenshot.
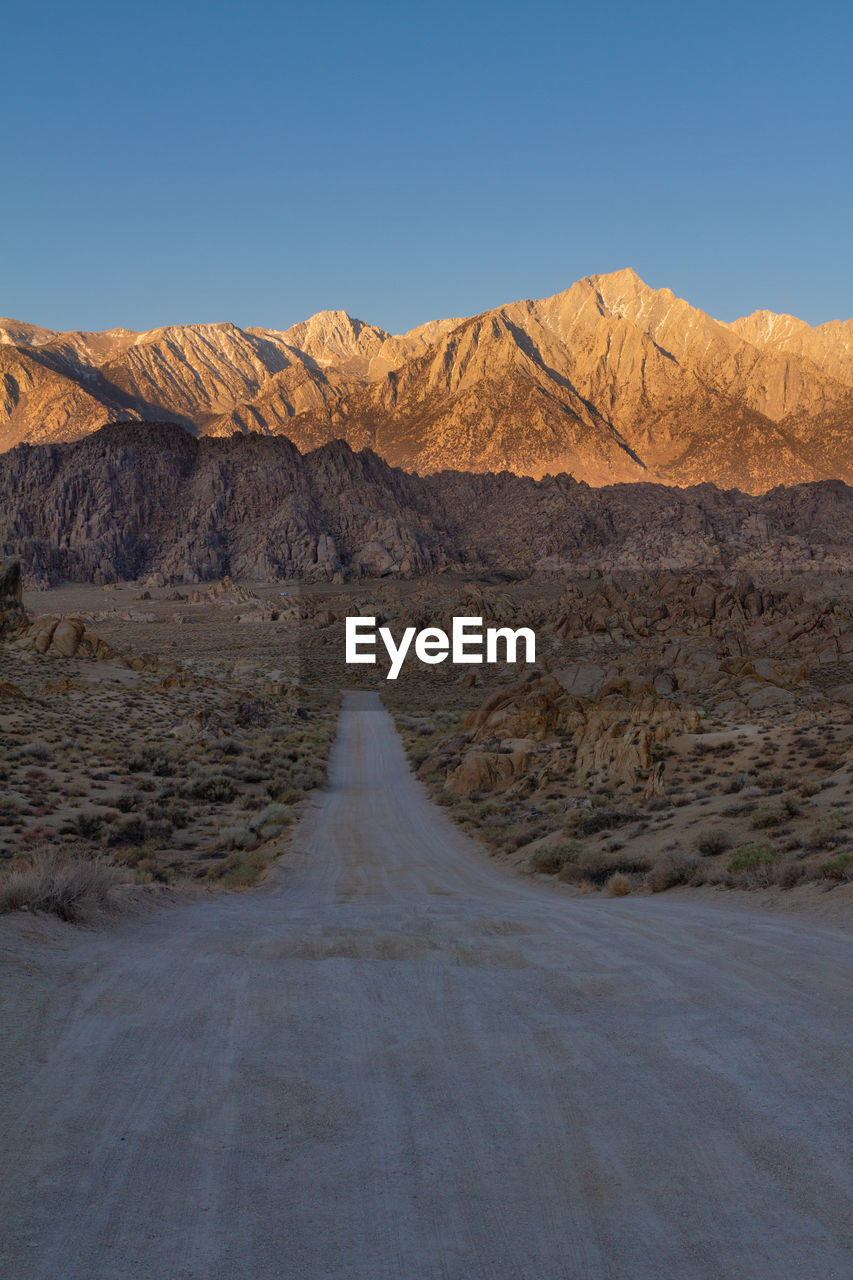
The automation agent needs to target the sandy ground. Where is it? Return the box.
[2,693,853,1279]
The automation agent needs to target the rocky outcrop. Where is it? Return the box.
[1,423,852,584]
[3,270,852,490]
[13,616,117,661]
[0,559,26,636]
[438,669,702,794]
[552,569,853,662]
[444,748,530,796]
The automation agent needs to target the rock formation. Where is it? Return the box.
[0,559,26,636]
[11,616,117,661]
[2,423,852,584]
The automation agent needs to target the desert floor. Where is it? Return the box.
[2,692,853,1279]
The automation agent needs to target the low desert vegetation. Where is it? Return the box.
[0,848,125,922]
[0,591,341,917]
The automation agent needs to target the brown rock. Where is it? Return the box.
[444,749,529,796]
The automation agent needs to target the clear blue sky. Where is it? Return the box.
[3,0,851,334]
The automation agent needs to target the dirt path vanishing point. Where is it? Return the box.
[2,691,853,1279]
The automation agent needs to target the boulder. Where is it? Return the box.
[444,749,529,796]
[745,686,794,711]
[13,615,117,662]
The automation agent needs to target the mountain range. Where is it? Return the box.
[2,269,851,491]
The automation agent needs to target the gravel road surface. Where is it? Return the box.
[2,691,852,1278]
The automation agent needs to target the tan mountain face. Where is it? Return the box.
[2,270,851,490]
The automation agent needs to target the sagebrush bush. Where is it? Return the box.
[819,851,853,881]
[646,852,699,893]
[750,803,786,830]
[577,808,635,838]
[558,847,651,887]
[694,828,732,856]
[190,775,237,804]
[108,816,171,847]
[250,803,292,838]
[74,813,104,840]
[219,822,254,850]
[728,841,778,872]
[806,810,846,851]
[529,840,583,875]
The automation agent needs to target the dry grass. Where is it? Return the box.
[0,849,125,922]
[605,872,632,897]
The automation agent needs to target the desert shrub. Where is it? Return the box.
[775,858,805,889]
[13,740,54,764]
[779,792,803,818]
[559,847,651,887]
[127,748,175,777]
[158,798,189,827]
[750,803,786,830]
[207,848,269,888]
[266,780,303,803]
[646,852,699,893]
[805,809,846,851]
[250,803,292,838]
[0,850,124,922]
[605,872,632,897]
[725,841,786,886]
[576,807,635,838]
[292,766,324,791]
[529,840,583,875]
[728,841,778,872]
[219,822,254,850]
[125,855,171,884]
[112,843,156,869]
[819,851,853,881]
[190,775,237,804]
[724,773,746,794]
[108,816,172,847]
[694,828,733,857]
[116,790,138,813]
[74,813,104,840]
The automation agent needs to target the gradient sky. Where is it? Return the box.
[3,0,851,334]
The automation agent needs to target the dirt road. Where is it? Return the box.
[2,692,853,1279]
